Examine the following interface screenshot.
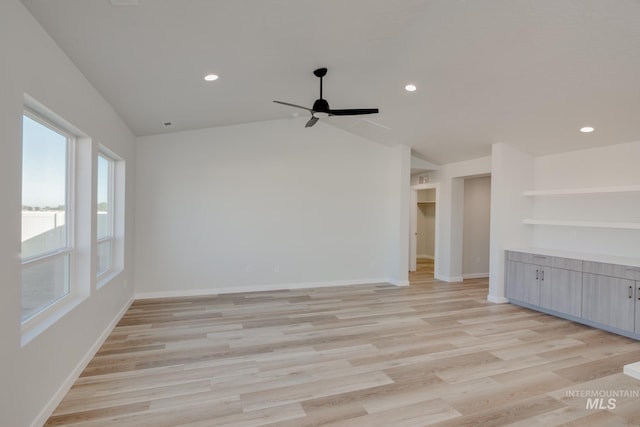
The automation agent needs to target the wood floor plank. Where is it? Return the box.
[320,398,461,427]
[54,380,211,416]
[45,259,640,426]
[240,371,394,412]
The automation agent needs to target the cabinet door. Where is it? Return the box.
[539,267,553,310]
[505,260,523,301]
[544,268,582,317]
[582,273,635,332]
[506,261,540,305]
[636,282,640,334]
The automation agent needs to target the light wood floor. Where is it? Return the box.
[46,263,640,426]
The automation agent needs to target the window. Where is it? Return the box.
[96,153,114,277]
[21,111,74,322]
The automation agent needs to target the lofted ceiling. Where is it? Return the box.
[20,0,640,165]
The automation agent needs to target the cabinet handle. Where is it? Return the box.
[629,286,633,299]
[541,270,544,281]
[534,256,547,259]
[536,269,539,280]
[638,287,640,301]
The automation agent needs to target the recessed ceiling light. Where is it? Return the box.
[405,84,417,92]
[580,126,594,133]
[204,74,219,82]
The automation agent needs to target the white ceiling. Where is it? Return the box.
[20,0,640,165]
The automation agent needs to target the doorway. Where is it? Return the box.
[410,184,438,278]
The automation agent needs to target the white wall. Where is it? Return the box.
[488,140,640,302]
[427,156,492,282]
[488,143,534,302]
[531,140,640,258]
[462,175,491,277]
[386,145,412,286]
[135,120,410,297]
[533,141,640,190]
[0,1,136,425]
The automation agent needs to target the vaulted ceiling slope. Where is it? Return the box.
[20,0,640,165]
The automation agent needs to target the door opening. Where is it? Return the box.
[410,185,438,280]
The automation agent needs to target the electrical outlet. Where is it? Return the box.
[475,257,481,264]
[245,265,254,273]
[274,265,280,273]
[124,279,127,288]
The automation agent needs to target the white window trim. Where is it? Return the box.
[21,249,73,315]
[22,110,77,248]
[96,146,124,288]
[96,152,115,281]
[21,105,85,346]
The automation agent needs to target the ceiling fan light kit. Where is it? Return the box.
[274,67,379,127]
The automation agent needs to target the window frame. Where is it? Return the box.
[96,151,116,280]
[21,108,76,324]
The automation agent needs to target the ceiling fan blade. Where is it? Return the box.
[305,116,319,128]
[328,108,379,116]
[273,100,313,113]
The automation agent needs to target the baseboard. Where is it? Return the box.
[416,255,434,260]
[135,278,392,300]
[389,279,410,287]
[624,361,640,380]
[31,296,134,427]
[435,275,464,283]
[487,295,509,304]
[462,273,489,279]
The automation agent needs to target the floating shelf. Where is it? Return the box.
[523,184,640,197]
[522,219,640,230]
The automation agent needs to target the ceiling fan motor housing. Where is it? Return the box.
[312,98,330,113]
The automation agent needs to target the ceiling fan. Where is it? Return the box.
[274,67,379,128]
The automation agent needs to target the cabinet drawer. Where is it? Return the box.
[551,257,583,272]
[583,261,640,280]
[507,251,553,266]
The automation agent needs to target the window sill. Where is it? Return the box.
[21,293,88,347]
[97,268,123,289]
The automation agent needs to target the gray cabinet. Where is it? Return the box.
[532,253,583,316]
[541,267,582,317]
[583,261,640,281]
[636,282,640,334]
[505,250,640,340]
[506,252,579,310]
[582,273,635,333]
[506,259,543,306]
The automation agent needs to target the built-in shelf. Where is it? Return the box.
[521,184,640,236]
[523,184,640,196]
[522,219,640,230]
